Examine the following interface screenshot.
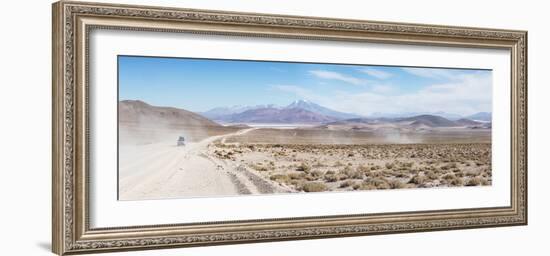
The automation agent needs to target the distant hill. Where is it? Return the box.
[119,100,220,127]
[200,106,251,120]
[398,115,458,127]
[327,117,394,125]
[455,118,483,126]
[325,114,488,130]
[200,104,278,120]
[225,107,339,124]
[368,111,463,120]
[466,112,492,122]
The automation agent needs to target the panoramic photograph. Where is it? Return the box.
[118,56,492,201]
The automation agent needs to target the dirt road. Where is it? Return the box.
[118,128,286,201]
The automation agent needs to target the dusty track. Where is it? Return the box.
[119,128,287,200]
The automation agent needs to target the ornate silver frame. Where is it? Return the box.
[52,1,527,255]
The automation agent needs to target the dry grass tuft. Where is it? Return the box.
[388,179,406,189]
[302,182,328,192]
[339,180,356,188]
[408,174,426,185]
[366,178,391,189]
[449,177,464,186]
[465,176,490,186]
[355,182,377,190]
[296,162,311,172]
[270,174,289,183]
[425,170,439,180]
[288,172,306,180]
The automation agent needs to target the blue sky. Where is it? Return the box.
[119,55,492,116]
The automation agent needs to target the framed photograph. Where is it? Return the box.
[52,1,527,255]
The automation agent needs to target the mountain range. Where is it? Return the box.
[225,107,339,124]
[201,99,491,124]
[199,104,278,120]
[285,100,361,119]
[367,111,492,121]
[330,115,489,128]
[201,100,361,124]
[119,99,492,130]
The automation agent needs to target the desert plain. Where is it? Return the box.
[118,100,491,200]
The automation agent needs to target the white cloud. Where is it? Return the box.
[401,67,460,80]
[273,71,492,116]
[358,68,393,79]
[370,84,398,94]
[308,70,367,85]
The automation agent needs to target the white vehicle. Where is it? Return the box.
[177,136,185,146]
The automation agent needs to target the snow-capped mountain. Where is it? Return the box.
[284,100,361,119]
[201,100,361,123]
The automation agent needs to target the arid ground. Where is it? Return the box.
[210,140,491,193]
[119,123,490,200]
[117,100,491,200]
